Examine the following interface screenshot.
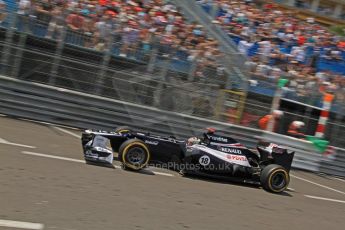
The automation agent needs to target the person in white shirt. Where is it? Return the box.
[17,0,34,32]
[18,0,31,15]
[238,40,253,56]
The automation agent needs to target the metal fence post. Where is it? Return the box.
[95,34,115,95]
[147,46,158,73]
[188,61,197,81]
[1,12,17,76]
[331,102,345,146]
[49,26,67,85]
[160,56,171,82]
[225,70,233,89]
[11,16,32,79]
[211,3,219,19]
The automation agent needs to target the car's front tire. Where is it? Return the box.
[260,164,290,193]
[118,139,150,170]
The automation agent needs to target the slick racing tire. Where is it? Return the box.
[118,139,150,171]
[260,164,290,193]
[115,126,132,134]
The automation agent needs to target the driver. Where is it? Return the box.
[186,127,216,146]
[187,137,201,146]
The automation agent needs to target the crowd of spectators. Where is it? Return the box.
[1,0,345,105]
[11,0,223,74]
[197,0,345,104]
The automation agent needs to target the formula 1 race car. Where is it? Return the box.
[81,127,295,193]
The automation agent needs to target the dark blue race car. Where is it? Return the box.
[81,126,295,193]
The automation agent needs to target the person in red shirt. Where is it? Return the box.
[258,110,283,132]
[338,41,345,49]
[287,121,305,139]
[66,10,85,31]
[297,35,306,46]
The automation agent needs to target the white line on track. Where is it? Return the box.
[291,174,345,195]
[151,171,175,177]
[333,177,345,183]
[21,151,174,177]
[53,127,81,138]
[113,164,121,169]
[0,114,7,117]
[316,173,345,183]
[0,219,44,229]
[0,138,36,149]
[304,195,345,204]
[286,187,295,192]
[51,127,176,177]
[22,151,85,163]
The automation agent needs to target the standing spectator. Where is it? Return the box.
[66,9,85,32]
[93,14,114,51]
[238,39,254,56]
[35,0,53,24]
[18,0,31,16]
[17,0,32,32]
[257,40,271,63]
[0,0,7,24]
[65,8,86,45]
[258,110,283,132]
[120,21,140,57]
[46,6,66,40]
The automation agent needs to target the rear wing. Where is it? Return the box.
[257,142,295,171]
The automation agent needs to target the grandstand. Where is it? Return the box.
[197,0,344,102]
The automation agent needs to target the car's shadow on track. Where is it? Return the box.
[86,161,116,169]
[111,158,293,196]
[181,174,293,197]
[137,169,156,176]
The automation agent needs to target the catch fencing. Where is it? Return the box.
[0,10,344,148]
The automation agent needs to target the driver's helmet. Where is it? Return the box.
[187,137,201,146]
[206,127,216,134]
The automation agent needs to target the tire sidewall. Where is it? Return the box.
[261,164,289,193]
[119,139,150,170]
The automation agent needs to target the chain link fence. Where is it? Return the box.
[0,11,226,119]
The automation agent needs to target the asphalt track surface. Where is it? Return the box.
[0,116,345,230]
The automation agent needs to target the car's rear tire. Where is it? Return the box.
[118,139,150,170]
[260,164,289,193]
[115,126,132,134]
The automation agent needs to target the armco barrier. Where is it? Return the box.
[0,75,261,147]
[0,75,344,177]
[319,147,345,177]
[261,132,323,172]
